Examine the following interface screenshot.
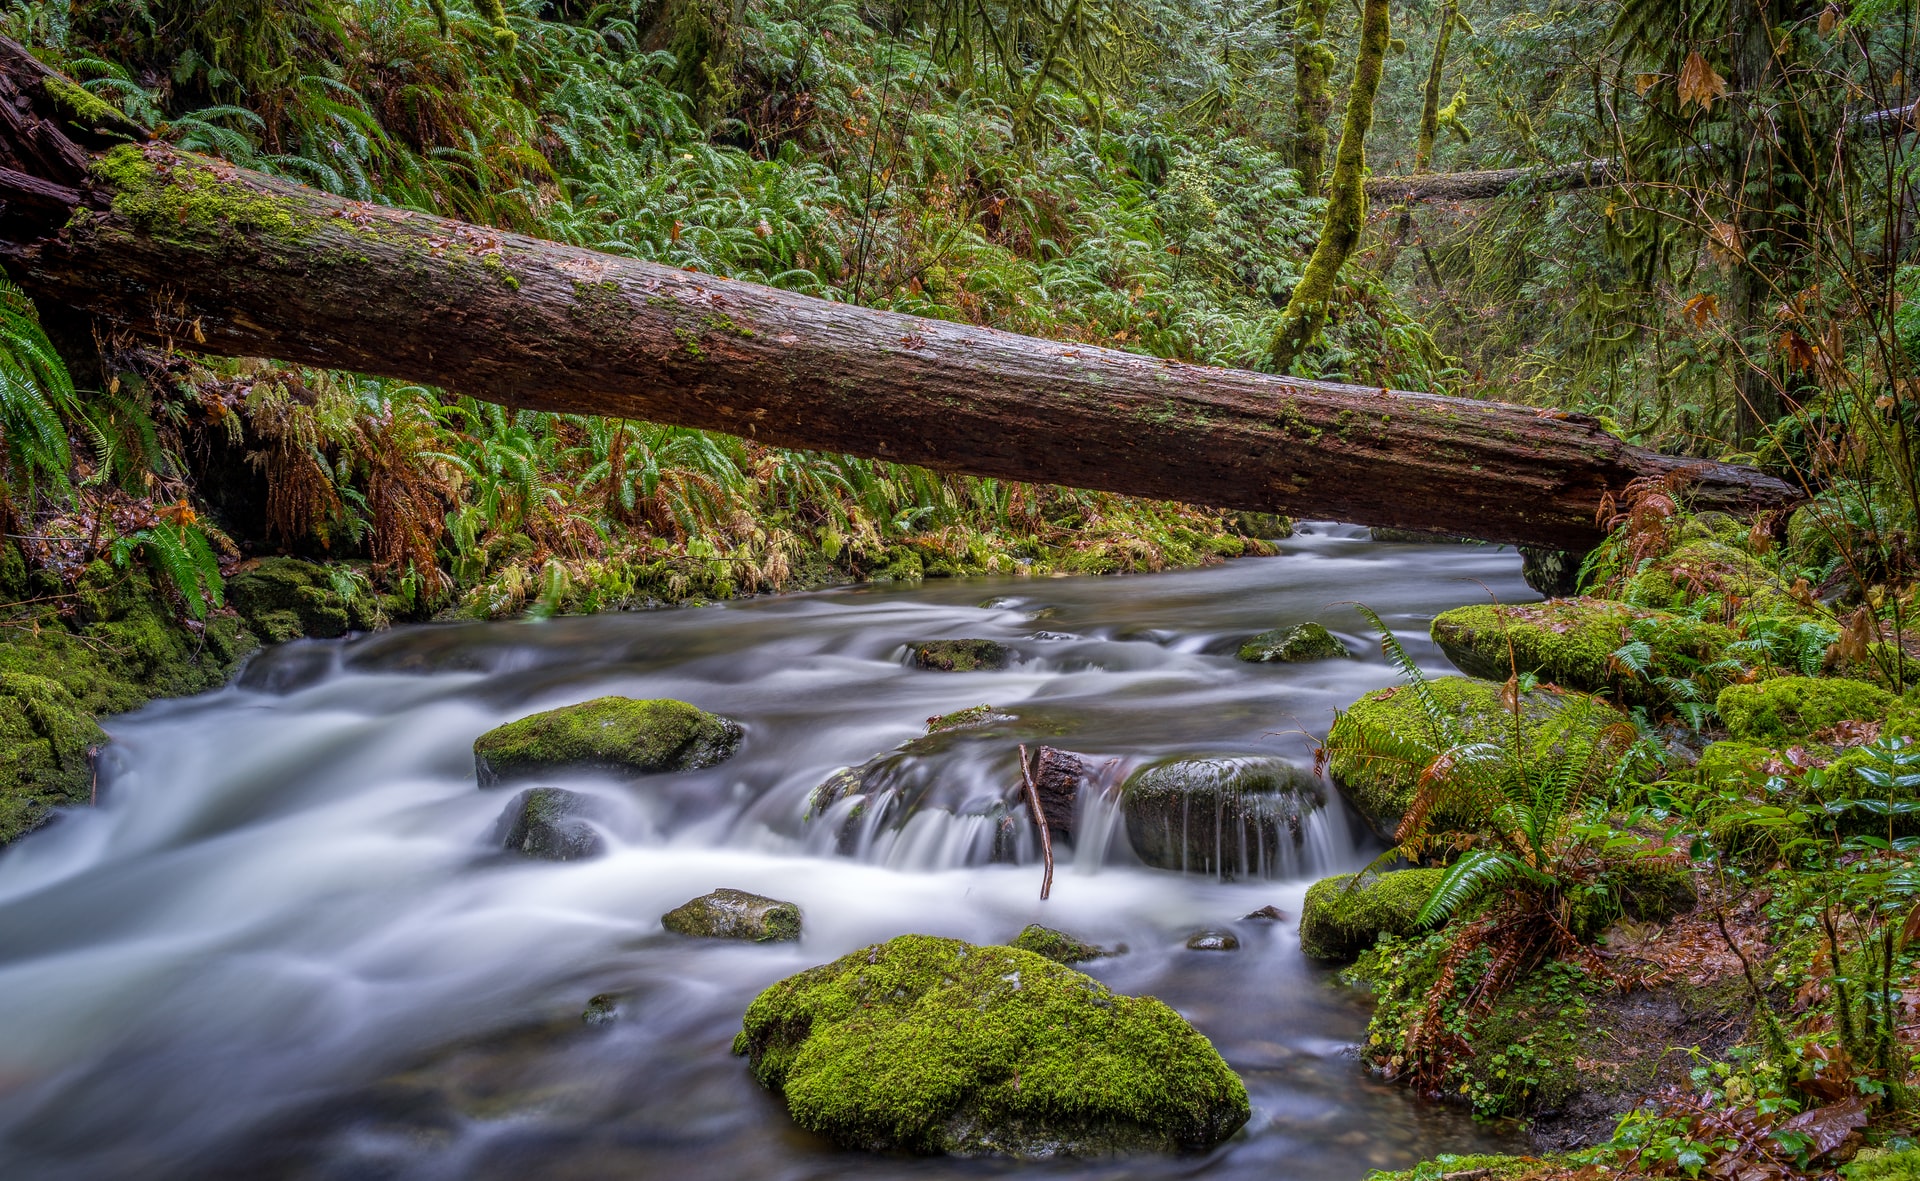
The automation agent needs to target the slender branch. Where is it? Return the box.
[1018,743,1055,901]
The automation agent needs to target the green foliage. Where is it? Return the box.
[0,274,78,503]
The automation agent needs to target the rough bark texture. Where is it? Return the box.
[1270,0,1390,371]
[0,38,1798,551]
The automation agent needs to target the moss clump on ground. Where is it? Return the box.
[1845,1148,1920,1181]
[1430,597,1731,706]
[910,639,1011,671]
[1009,924,1110,964]
[1325,677,1641,836]
[732,934,1249,1157]
[1622,539,1804,619]
[472,696,742,786]
[0,559,258,844]
[1298,869,1443,961]
[1715,676,1893,742]
[1236,621,1351,663]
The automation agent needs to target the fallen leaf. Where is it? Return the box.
[1779,1095,1868,1155]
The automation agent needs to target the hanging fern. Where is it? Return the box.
[0,275,78,504]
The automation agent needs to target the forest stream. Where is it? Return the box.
[0,528,1531,1179]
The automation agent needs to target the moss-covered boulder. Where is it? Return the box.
[0,672,108,843]
[1325,677,1643,837]
[1623,539,1803,619]
[911,639,1011,671]
[1844,1147,1920,1181]
[662,888,802,941]
[473,696,742,787]
[926,704,1014,734]
[1230,511,1294,539]
[1716,676,1893,743]
[733,934,1249,1156]
[1430,597,1733,706]
[1009,924,1110,964]
[226,557,376,643]
[1236,622,1351,663]
[1299,870,1443,961]
[1121,756,1324,878]
[498,787,605,860]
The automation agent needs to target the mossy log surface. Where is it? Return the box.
[0,38,1795,551]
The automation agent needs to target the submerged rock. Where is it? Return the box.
[1242,905,1286,921]
[1184,930,1239,951]
[473,696,742,787]
[582,992,625,1026]
[1009,924,1111,964]
[910,639,1011,671]
[1324,676,1644,837]
[733,934,1249,1157]
[1299,870,1443,961]
[661,888,802,942]
[1121,757,1324,878]
[925,704,1014,734]
[1430,598,1732,706]
[500,787,605,860]
[1236,622,1351,663]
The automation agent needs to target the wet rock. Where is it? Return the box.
[910,639,1011,671]
[500,787,606,861]
[733,934,1249,1157]
[1009,924,1111,964]
[1242,905,1287,921]
[473,696,742,788]
[1430,598,1733,707]
[1024,745,1087,840]
[1324,676,1646,838]
[1121,757,1324,878]
[582,992,624,1026]
[1299,870,1444,962]
[1520,545,1583,598]
[1236,622,1351,663]
[925,704,1014,735]
[661,888,802,942]
[1229,511,1294,539]
[1184,930,1239,951]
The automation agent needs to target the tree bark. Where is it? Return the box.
[0,38,1798,552]
[1291,0,1334,198]
[1413,1,1458,175]
[1270,0,1391,371]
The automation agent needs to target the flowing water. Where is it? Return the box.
[0,526,1536,1180]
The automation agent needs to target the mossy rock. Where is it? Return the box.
[1325,677,1644,837]
[662,888,801,942]
[1236,622,1351,663]
[732,934,1249,1156]
[911,639,1011,672]
[1716,676,1893,743]
[473,696,742,787]
[0,672,108,843]
[226,557,374,642]
[1430,597,1733,706]
[1369,527,1473,544]
[1009,924,1110,964]
[498,787,605,860]
[1623,539,1802,619]
[1121,756,1324,878]
[926,704,1013,734]
[1299,870,1443,962]
[1229,511,1294,539]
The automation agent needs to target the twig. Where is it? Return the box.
[1017,743,1054,901]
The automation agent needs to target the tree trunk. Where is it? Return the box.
[1413,1,1458,174]
[0,38,1798,552]
[1270,0,1390,371]
[1292,0,1334,198]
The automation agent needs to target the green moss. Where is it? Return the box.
[1715,676,1893,742]
[1325,676,1642,835]
[1299,869,1443,961]
[0,671,108,843]
[661,888,801,941]
[472,695,742,786]
[732,934,1249,1156]
[1623,539,1801,619]
[1430,597,1733,706]
[226,558,375,642]
[1845,1147,1920,1181]
[93,145,312,247]
[910,639,1010,671]
[925,704,1011,734]
[1009,924,1110,964]
[41,75,122,129]
[1237,621,1350,663]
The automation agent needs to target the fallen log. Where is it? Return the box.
[0,39,1798,551]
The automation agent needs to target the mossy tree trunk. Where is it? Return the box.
[0,37,1800,551]
[1269,0,1390,372]
[1412,1,1459,175]
[1291,0,1334,198]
